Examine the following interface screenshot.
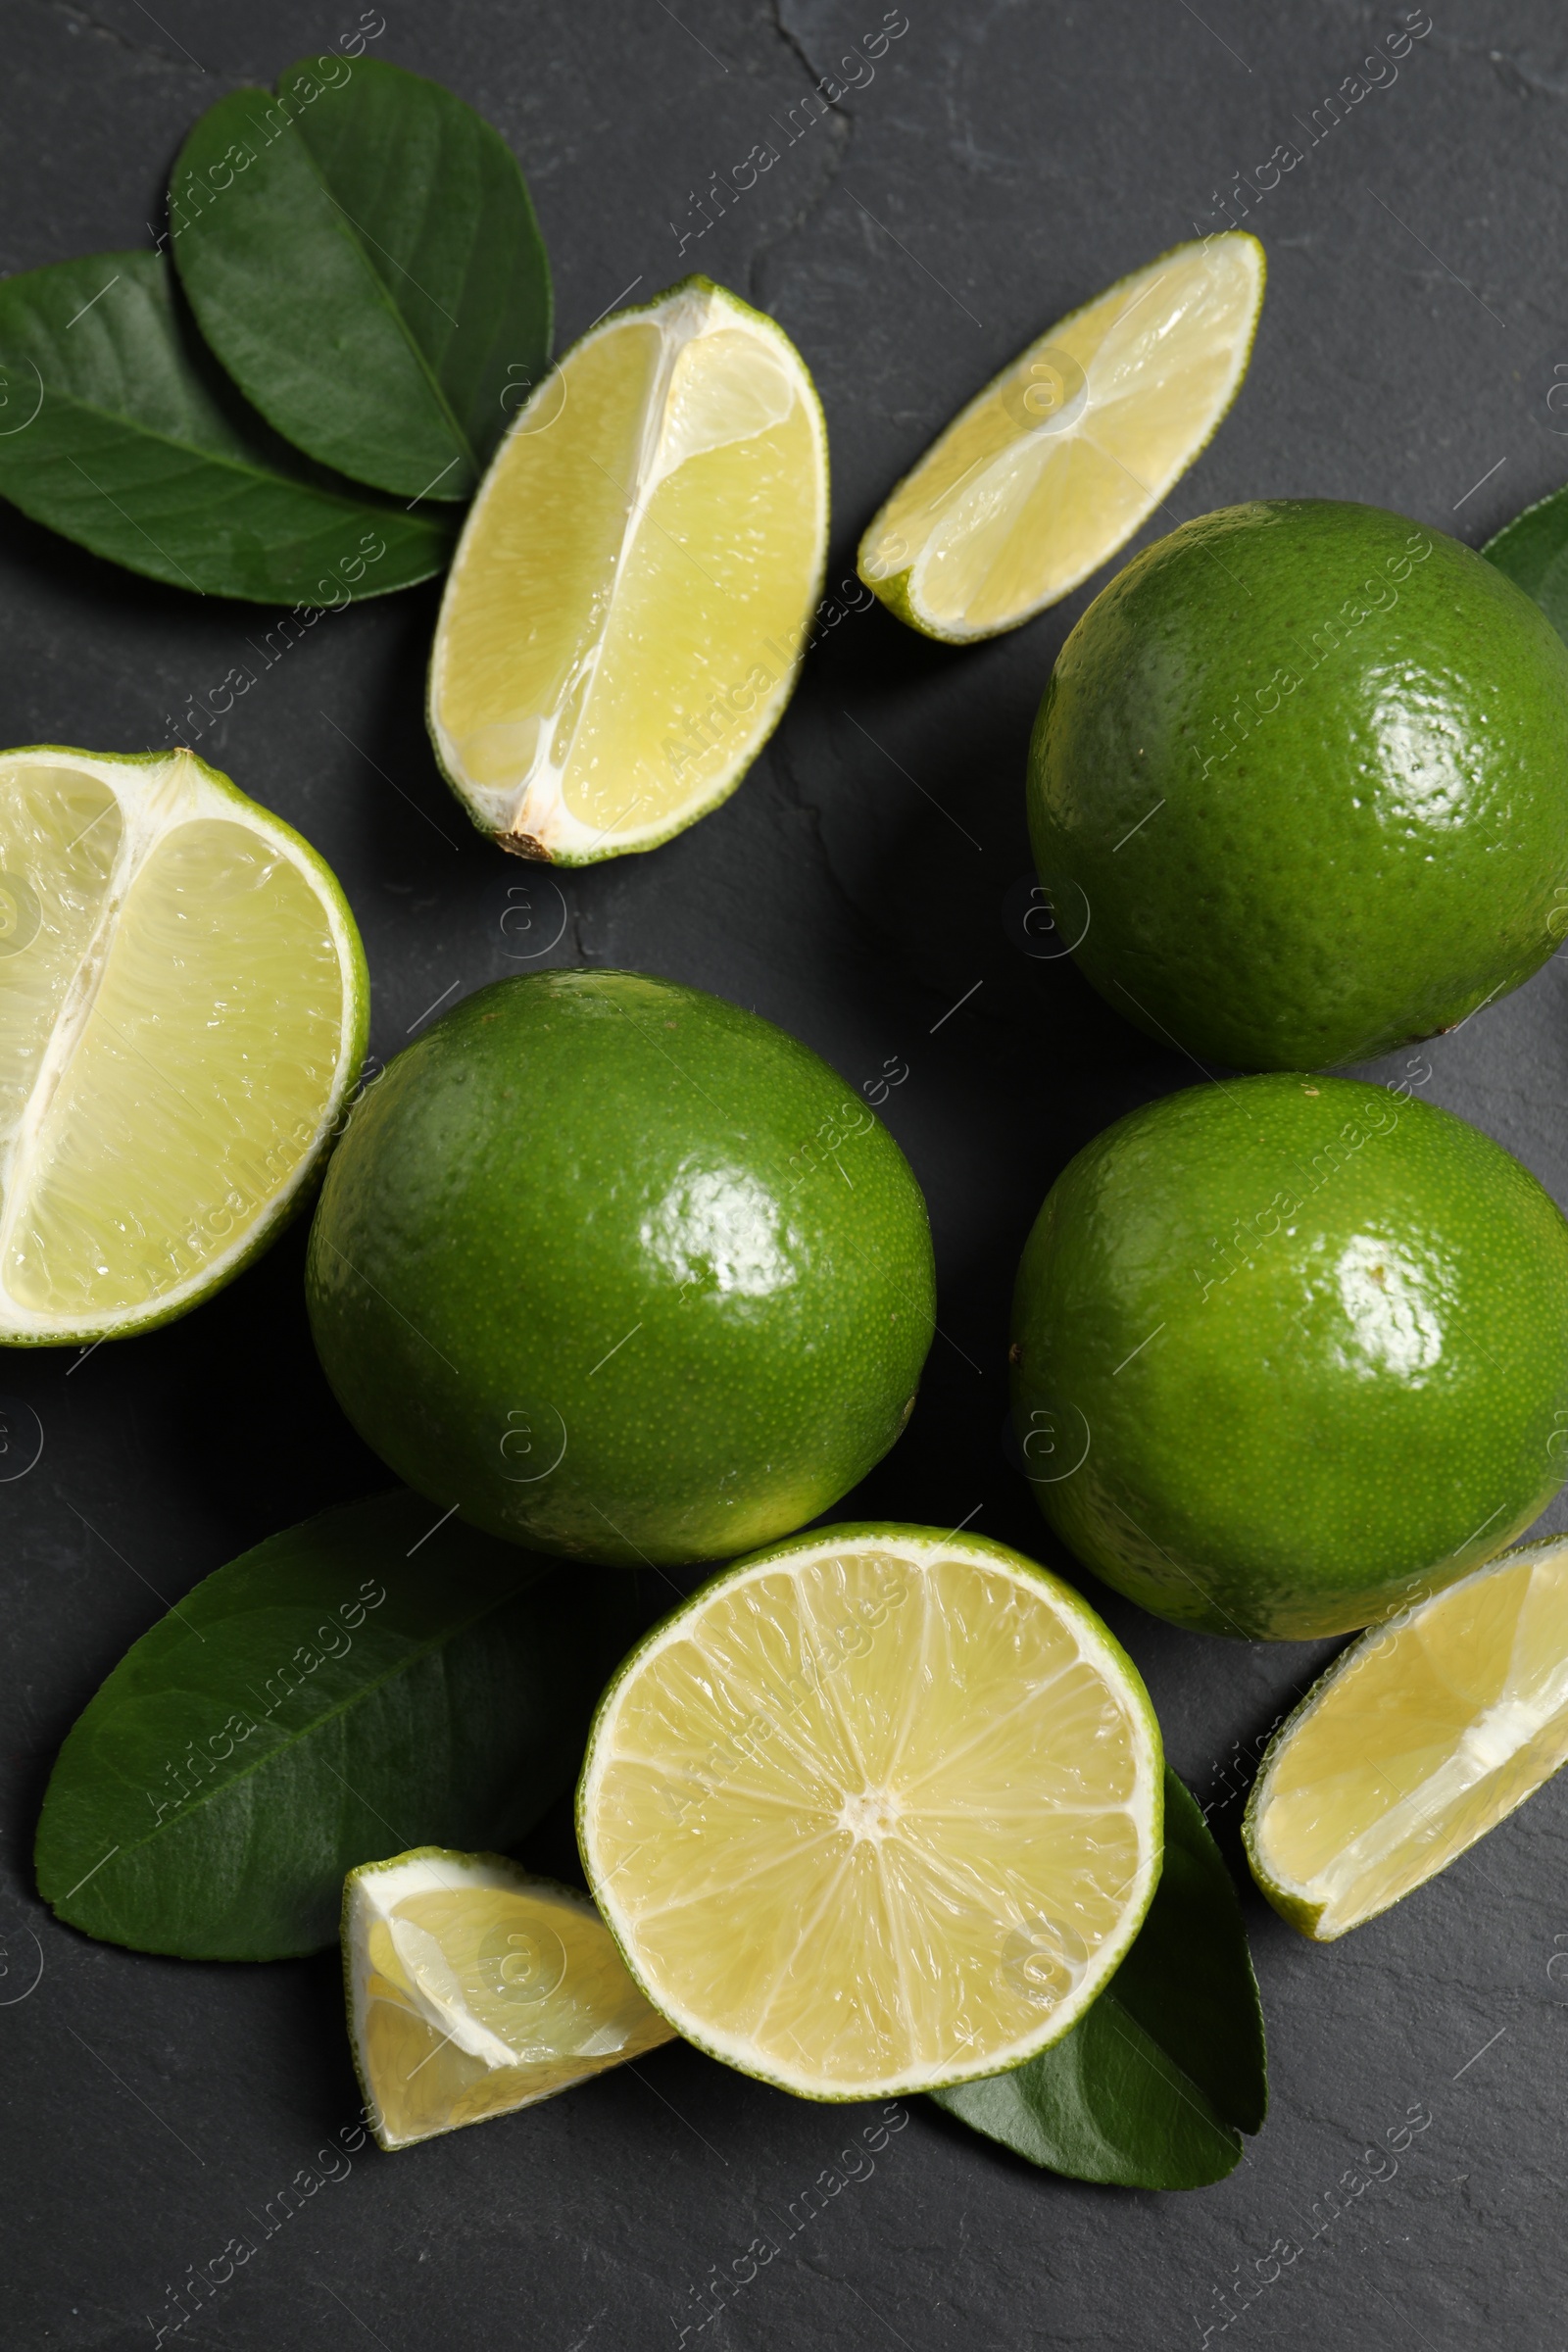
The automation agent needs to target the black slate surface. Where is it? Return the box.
[4,3,1567,2346]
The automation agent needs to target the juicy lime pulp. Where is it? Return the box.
[577,1524,1162,2101]
[0,744,366,1345]
[859,232,1263,643]
[1028,501,1568,1070]
[1011,1074,1568,1641]
[344,1847,673,2149]
[305,969,936,1566]
[428,276,828,862]
[1245,1536,1568,1938]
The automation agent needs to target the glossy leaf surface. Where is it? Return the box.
[36,1491,636,1959]
[172,55,552,500]
[1485,487,1568,645]
[0,251,453,601]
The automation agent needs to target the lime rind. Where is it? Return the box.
[427,275,829,865]
[577,1520,1163,2103]
[858,232,1265,645]
[0,742,368,1348]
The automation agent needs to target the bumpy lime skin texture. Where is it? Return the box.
[1028,501,1568,1070]
[306,970,936,1567]
[1010,1074,1568,1641]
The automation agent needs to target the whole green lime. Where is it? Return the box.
[1009,1074,1568,1640]
[1028,501,1568,1070]
[306,969,935,1566]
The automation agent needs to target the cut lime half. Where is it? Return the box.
[344,1847,675,2150]
[1246,1535,1568,1939]
[0,744,366,1345]
[428,276,829,863]
[858,233,1264,642]
[577,1523,1162,2101]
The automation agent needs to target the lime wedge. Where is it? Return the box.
[344,1847,675,2150]
[1246,1536,1568,1939]
[577,1523,1162,2101]
[859,232,1264,642]
[428,276,828,863]
[0,744,366,1345]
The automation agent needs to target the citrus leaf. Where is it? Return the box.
[35,1491,637,1961]
[1483,489,1568,644]
[930,1769,1266,2189]
[172,55,552,502]
[0,250,454,602]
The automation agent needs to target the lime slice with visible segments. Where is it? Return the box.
[0,744,366,1346]
[344,1847,675,2150]
[1245,1536,1568,1940]
[858,232,1264,643]
[577,1523,1162,2102]
[428,276,828,863]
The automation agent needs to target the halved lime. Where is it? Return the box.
[428,276,828,862]
[0,744,366,1345]
[1246,1535,1568,1939]
[344,1847,675,2150]
[577,1523,1162,2101]
[858,233,1264,642]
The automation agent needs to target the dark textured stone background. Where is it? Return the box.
[4,2,1567,2345]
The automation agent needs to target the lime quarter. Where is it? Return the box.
[343,1846,674,2148]
[428,277,828,862]
[1246,1536,1568,1938]
[858,234,1263,643]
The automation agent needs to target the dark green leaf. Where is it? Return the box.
[0,251,454,602]
[930,1769,1266,2189]
[35,1491,636,1960]
[172,55,552,502]
[1484,488,1568,644]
